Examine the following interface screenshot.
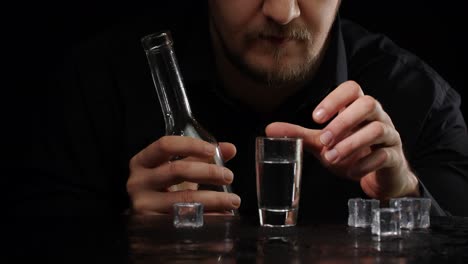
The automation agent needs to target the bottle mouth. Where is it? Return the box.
[141,30,173,52]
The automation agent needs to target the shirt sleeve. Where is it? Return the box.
[412,85,468,217]
[417,177,449,216]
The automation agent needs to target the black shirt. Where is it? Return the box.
[20,14,468,223]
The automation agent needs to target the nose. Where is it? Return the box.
[262,0,301,25]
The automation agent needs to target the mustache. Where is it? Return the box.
[248,22,312,41]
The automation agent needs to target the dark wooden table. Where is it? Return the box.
[7,213,468,263]
[127,215,468,263]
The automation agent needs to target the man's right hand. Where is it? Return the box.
[127,136,241,214]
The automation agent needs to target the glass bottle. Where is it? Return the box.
[141,31,236,214]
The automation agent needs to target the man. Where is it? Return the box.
[23,0,468,222]
[126,0,468,219]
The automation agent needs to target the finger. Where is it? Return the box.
[313,80,364,124]
[358,147,410,199]
[182,142,236,164]
[322,146,372,177]
[348,148,400,180]
[319,96,394,147]
[204,211,237,216]
[322,121,400,164]
[131,136,217,168]
[132,190,241,214]
[137,160,235,190]
[265,122,322,152]
[219,142,237,162]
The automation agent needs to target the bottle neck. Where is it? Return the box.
[144,41,193,133]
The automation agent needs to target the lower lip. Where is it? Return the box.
[264,37,291,46]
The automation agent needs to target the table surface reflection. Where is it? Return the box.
[127,215,468,264]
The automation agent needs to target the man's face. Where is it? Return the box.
[208,0,341,85]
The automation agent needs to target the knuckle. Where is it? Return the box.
[132,197,150,213]
[392,130,402,146]
[129,153,144,169]
[381,148,389,161]
[184,137,202,153]
[157,136,173,154]
[178,190,195,203]
[168,161,189,178]
[216,194,231,209]
[129,155,138,168]
[391,151,400,168]
[370,121,386,138]
[207,164,221,179]
[126,177,138,194]
[333,114,351,131]
[347,80,363,96]
[361,95,378,112]
[380,148,394,167]
[339,140,355,156]
[223,195,233,208]
[210,195,224,209]
[188,138,199,151]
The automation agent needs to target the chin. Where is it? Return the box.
[252,57,309,78]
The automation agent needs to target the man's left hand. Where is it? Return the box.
[266,80,420,200]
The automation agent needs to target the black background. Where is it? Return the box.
[5,1,467,108]
[3,1,467,168]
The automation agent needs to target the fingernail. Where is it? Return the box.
[205,144,215,155]
[320,131,333,146]
[314,108,326,121]
[231,194,241,207]
[325,149,338,163]
[223,168,233,182]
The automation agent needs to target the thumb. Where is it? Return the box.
[265,122,323,152]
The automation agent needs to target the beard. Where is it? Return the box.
[214,20,324,89]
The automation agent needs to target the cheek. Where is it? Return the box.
[210,0,260,37]
[300,1,339,46]
[300,0,339,28]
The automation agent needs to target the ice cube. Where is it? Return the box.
[173,202,204,228]
[390,197,431,229]
[371,208,401,238]
[348,198,380,228]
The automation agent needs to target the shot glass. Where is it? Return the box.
[255,137,303,227]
